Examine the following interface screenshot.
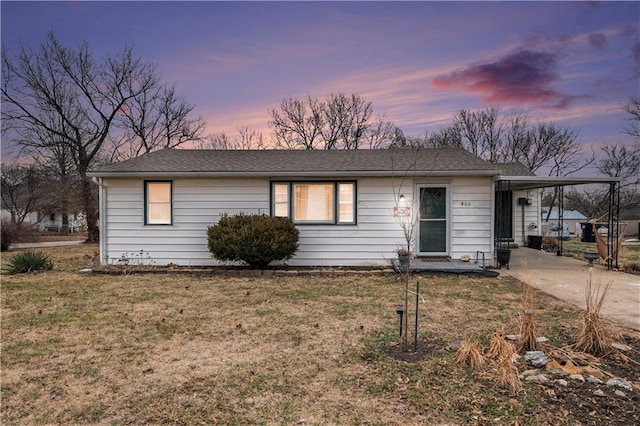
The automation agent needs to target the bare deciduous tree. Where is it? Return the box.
[622,97,640,140]
[424,107,591,176]
[1,163,48,227]
[269,93,395,149]
[1,32,195,242]
[199,126,266,150]
[110,84,206,161]
[596,143,639,188]
[453,107,503,162]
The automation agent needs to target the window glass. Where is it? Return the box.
[273,183,289,217]
[271,181,356,225]
[338,183,355,223]
[146,182,172,225]
[294,183,334,222]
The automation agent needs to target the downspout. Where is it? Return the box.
[521,202,526,246]
[92,177,107,265]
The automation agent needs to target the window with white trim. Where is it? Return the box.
[145,181,172,225]
[271,181,356,225]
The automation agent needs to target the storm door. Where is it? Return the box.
[495,190,513,241]
[418,186,449,255]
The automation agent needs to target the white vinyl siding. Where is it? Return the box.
[450,177,494,261]
[100,176,496,266]
[513,189,540,246]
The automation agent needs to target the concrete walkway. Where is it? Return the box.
[502,247,640,331]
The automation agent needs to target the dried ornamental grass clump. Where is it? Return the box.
[487,332,522,396]
[517,284,539,353]
[574,271,621,355]
[456,331,522,396]
[455,339,484,371]
[486,329,512,359]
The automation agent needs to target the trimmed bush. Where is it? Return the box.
[207,213,299,268]
[3,250,54,273]
[1,221,17,252]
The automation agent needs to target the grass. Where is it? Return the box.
[561,239,640,272]
[0,244,625,424]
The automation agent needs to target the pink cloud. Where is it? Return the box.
[431,49,577,108]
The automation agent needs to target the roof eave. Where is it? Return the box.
[88,169,501,179]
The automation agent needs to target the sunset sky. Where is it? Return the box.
[2,1,639,160]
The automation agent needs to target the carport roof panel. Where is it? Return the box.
[495,175,620,190]
[495,176,620,190]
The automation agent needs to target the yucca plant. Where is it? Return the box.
[3,250,54,274]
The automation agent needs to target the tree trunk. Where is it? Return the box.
[80,176,99,243]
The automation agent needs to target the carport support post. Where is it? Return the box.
[557,185,564,256]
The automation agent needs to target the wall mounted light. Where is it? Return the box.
[398,194,406,207]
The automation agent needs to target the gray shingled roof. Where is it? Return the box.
[88,148,511,177]
[495,162,536,177]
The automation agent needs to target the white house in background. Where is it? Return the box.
[88,148,546,267]
[1,209,85,233]
[541,207,588,238]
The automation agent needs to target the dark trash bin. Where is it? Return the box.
[527,235,543,250]
[497,249,511,269]
[581,222,595,243]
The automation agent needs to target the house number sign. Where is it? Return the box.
[393,207,411,217]
[460,201,472,207]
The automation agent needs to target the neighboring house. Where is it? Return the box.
[541,207,588,238]
[87,148,614,268]
[0,208,39,226]
[620,206,640,239]
[0,208,85,233]
[39,212,86,233]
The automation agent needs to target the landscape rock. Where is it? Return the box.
[614,390,627,397]
[569,374,585,383]
[525,351,548,367]
[587,376,603,385]
[525,374,550,383]
[606,378,633,392]
[556,379,568,386]
[582,365,604,379]
[593,389,606,397]
[447,339,462,351]
[535,336,549,343]
[522,369,540,377]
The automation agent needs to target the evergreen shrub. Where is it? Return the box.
[1,221,17,252]
[207,213,299,268]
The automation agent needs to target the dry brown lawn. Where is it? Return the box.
[1,244,638,425]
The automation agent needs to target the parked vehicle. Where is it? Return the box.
[541,221,570,240]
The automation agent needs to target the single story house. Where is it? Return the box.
[620,206,640,239]
[541,207,588,238]
[88,148,614,268]
[1,209,85,233]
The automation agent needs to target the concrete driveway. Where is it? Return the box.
[502,247,640,331]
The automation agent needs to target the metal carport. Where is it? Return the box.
[495,175,621,270]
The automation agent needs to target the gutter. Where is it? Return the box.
[87,169,501,179]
